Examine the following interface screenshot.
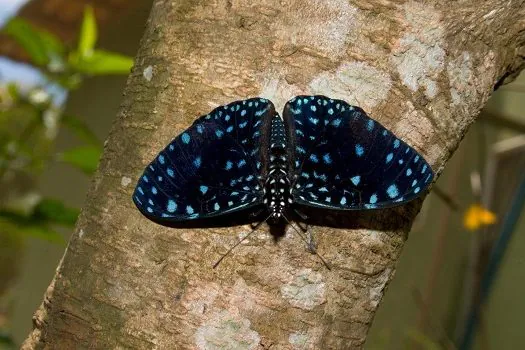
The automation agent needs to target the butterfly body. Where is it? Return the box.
[133,96,433,226]
[263,115,294,223]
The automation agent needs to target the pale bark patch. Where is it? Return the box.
[103,280,141,309]
[359,229,384,246]
[448,51,475,107]
[288,328,322,349]
[121,176,132,187]
[195,310,260,350]
[289,332,309,348]
[280,268,326,310]
[368,268,392,309]
[309,62,393,110]
[143,65,153,81]
[391,2,445,98]
[259,72,303,110]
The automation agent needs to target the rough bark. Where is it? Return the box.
[22,0,525,349]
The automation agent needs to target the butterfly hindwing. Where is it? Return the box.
[284,95,433,210]
[133,98,276,222]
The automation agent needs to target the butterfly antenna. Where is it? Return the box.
[213,216,269,268]
[282,215,332,270]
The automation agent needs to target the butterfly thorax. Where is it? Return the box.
[264,116,292,222]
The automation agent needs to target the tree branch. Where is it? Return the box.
[22,1,525,349]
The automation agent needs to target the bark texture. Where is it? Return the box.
[22,0,525,349]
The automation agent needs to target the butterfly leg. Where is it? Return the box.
[294,208,309,220]
[295,221,308,233]
[249,209,265,229]
[283,214,331,270]
[305,227,317,254]
[213,219,267,268]
[293,208,309,232]
[291,208,315,249]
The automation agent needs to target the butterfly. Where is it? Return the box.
[132,95,433,229]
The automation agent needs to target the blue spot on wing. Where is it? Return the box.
[355,144,364,157]
[386,184,399,198]
[167,200,177,212]
[309,154,319,163]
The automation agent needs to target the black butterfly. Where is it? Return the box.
[133,95,433,227]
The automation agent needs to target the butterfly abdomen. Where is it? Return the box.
[264,116,292,221]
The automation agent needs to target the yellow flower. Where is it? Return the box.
[463,204,497,231]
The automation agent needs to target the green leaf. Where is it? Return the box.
[69,49,133,75]
[0,330,15,347]
[33,198,80,226]
[58,145,102,174]
[0,210,66,244]
[6,83,20,100]
[61,114,101,146]
[78,5,97,58]
[3,18,65,67]
[52,73,83,90]
[0,211,26,225]
[20,225,65,243]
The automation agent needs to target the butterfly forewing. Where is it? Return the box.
[133,98,276,222]
[284,95,433,210]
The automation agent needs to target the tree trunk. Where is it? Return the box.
[22,1,525,349]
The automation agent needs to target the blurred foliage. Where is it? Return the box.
[3,5,133,89]
[0,4,132,239]
[404,329,445,350]
[0,6,133,342]
[0,330,15,350]
[58,145,103,175]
